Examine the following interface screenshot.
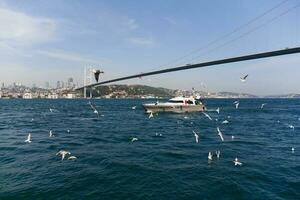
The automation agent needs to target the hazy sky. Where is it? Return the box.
[0,0,299,95]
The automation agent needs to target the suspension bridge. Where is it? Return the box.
[76,47,300,93]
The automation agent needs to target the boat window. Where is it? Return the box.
[195,100,202,105]
[187,100,194,104]
[169,100,184,103]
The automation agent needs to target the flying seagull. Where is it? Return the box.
[68,156,77,160]
[49,130,53,137]
[233,157,242,166]
[132,106,137,110]
[288,124,295,130]
[261,103,267,109]
[208,152,213,161]
[149,112,154,119]
[216,150,221,159]
[222,120,229,124]
[155,133,163,137]
[233,101,239,109]
[88,101,99,117]
[240,74,248,82]
[25,133,32,143]
[217,127,224,142]
[203,112,212,120]
[216,107,220,114]
[131,137,138,142]
[56,150,71,160]
[193,130,199,143]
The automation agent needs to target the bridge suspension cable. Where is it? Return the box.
[76,47,300,90]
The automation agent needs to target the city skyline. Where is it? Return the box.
[0,0,300,95]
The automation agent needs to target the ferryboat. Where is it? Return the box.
[143,96,206,113]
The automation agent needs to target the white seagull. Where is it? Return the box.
[193,130,199,143]
[240,74,248,82]
[132,106,137,110]
[131,137,138,142]
[155,133,163,137]
[25,133,32,143]
[216,107,220,114]
[203,112,212,120]
[56,150,71,160]
[216,150,221,159]
[233,101,239,109]
[217,127,224,142]
[233,157,242,166]
[88,101,99,117]
[222,120,229,124]
[49,130,53,137]
[231,135,235,140]
[67,129,70,133]
[68,156,77,160]
[208,152,213,161]
[292,147,295,153]
[149,112,154,119]
[288,124,295,130]
[261,103,267,109]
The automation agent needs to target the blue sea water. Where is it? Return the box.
[0,98,300,199]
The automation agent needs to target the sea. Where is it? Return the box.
[0,98,300,200]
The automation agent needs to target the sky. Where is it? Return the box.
[0,0,299,95]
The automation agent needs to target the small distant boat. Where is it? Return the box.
[143,96,206,113]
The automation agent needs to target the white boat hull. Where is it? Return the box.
[143,104,206,113]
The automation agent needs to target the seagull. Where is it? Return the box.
[49,108,58,113]
[288,124,295,130]
[68,156,77,160]
[149,112,154,119]
[193,130,199,143]
[233,157,242,166]
[131,137,138,142]
[208,152,213,160]
[184,116,189,119]
[155,133,162,137]
[222,120,229,124]
[231,135,235,140]
[234,102,239,109]
[132,106,137,110]
[88,101,99,117]
[261,103,267,109]
[217,127,224,142]
[56,150,71,160]
[292,147,295,153]
[215,150,220,159]
[240,74,248,82]
[216,107,220,114]
[67,129,70,133]
[49,130,53,137]
[25,133,32,143]
[203,112,212,120]
[233,100,239,108]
